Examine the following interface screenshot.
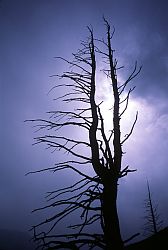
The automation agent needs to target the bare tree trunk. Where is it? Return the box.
[102,180,123,250]
[89,23,123,249]
[147,181,157,234]
[100,18,124,250]
[143,180,163,236]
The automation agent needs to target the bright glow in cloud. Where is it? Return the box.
[95,75,168,180]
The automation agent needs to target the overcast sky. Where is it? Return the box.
[1,0,168,244]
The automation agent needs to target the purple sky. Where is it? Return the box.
[1,0,168,244]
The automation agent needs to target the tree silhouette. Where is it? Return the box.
[28,19,141,250]
[143,180,163,237]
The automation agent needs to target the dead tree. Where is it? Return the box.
[143,180,163,237]
[27,18,141,250]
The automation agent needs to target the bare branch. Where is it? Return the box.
[121,111,138,144]
[119,87,135,117]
